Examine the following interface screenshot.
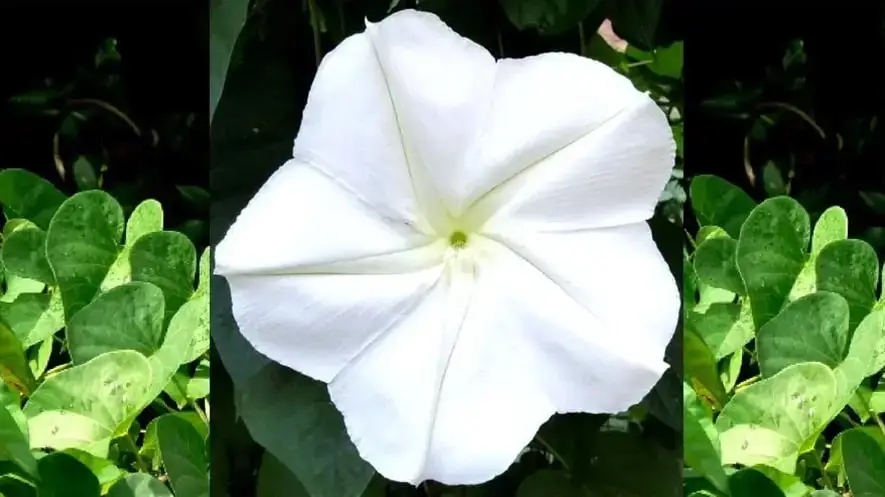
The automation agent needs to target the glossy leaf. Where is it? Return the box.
[45,191,124,320]
[157,415,209,497]
[106,473,173,497]
[690,175,756,239]
[0,169,67,230]
[0,321,37,396]
[0,404,37,478]
[23,350,152,457]
[736,197,810,329]
[842,428,885,497]
[36,452,100,497]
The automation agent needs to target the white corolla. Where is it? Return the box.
[215,9,679,486]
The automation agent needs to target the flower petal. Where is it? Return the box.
[484,222,680,359]
[215,159,433,276]
[460,54,674,231]
[366,10,497,221]
[225,262,444,383]
[293,23,426,230]
[329,237,670,485]
[328,256,474,484]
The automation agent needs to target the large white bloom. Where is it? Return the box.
[216,9,679,486]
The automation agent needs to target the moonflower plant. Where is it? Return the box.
[216,8,679,486]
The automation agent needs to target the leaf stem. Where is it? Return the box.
[307,0,322,68]
[837,412,861,428]
[810,446,834,489]
[577,21,586,57]
[734,374,760,392]
[865,399,885,438]
[534,434,571,472]
[171,375,209,425]
[124,432,148,472]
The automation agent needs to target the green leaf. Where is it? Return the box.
[187,360,210,401]
[690,175,756,239]
[0,169,67,230]
[728,468,785,497]
[0,322,37,396]
[1,225,54,284]
[761,161,786,197]
[125,200,163,246]
[683,383,729,494]
[176,295,210,365]
[0,292,65,348]
[0,275,44,304]
[574,431,680,495]
[608,0,662,51]
[236,364,374,497]
[45,191,124,320]
[536,412,608,475]
[176,186,210,211]
[751,465,812,497]
[211,275,270,388]
[810,206,848,256]
[838,308,883,393]
[23,350,152,457]
[694,236,745,295]
[106,473,173,497]
[129,231,196,321]
[860,191,885,215]
[62,449,126,494]
[842,428,885,497]
[140,412,207,470]
[720,350,743,393]
[36,452,100,497]
[210,0,251,124]
[0,404,37,478]
[27,337,52,378]
[499,0,603,35]
[99,199,165,292]
[716,362,837,472]
[72,156,99,191]
[585,32,625,68]
[67,282,192,399]
[688,301,754,360]
[815,239,880,331]
[649,42,683,79]
[516,469,585,496]
[194,248,210,299]
[736,197,810,329]
[257,452,309,497]
[156,414,209,497]
[684,328,728,409]
[67,283,164,363]
[826,427,885,484]
[756,292,850,377]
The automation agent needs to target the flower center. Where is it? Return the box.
[449,230,468,249]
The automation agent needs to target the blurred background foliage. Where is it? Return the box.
[685,4,885,258]
[0,3,209,250]
[211,0,685,496]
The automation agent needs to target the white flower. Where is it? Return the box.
[215,9,679,486]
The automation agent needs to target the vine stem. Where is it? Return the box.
[172,375,209,425]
